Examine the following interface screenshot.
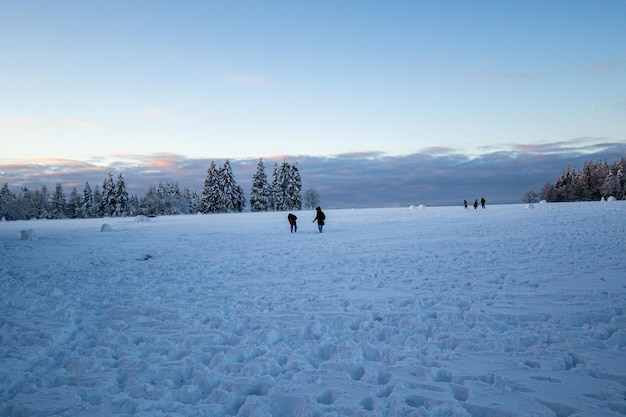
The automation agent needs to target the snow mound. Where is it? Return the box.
[135,215,151,222]
[20,229,37,240]
[100,224,113,232]
[525,204,535,209]
[410,204,426,210]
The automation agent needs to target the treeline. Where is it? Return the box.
[0,159,303,221]
[539,157,626,202]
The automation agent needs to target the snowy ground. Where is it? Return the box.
[1,202,625,417]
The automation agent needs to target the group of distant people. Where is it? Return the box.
[288,199,486,234]
[287,206,326,233]
[464,198,486,210]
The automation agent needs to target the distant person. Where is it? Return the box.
[287,213,297,233]
[474,199,478,209]
[481,197,486,209]
[313,206,326,233]
[464,200,468,209]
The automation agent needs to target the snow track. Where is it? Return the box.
[1,202,625,416]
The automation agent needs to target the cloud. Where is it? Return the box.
[224,73,268,87]
[8,117,36,126]
[1,140,625,208]
[588,60,623,74]
[144,108,172,117]
[478,137,619,156]
[63,119,101,129]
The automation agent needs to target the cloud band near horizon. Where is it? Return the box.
[1,139,625,208]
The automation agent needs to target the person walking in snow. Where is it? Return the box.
[313,206,326,233]
[473,199,479,209]
[464,200,468,209]
[288,213,297,233]
[481,197,486,209]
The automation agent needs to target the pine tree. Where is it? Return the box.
[272,161,289,211]
[250,158,272,212]
[286,162,302,210]
[128,194,139,216]
[0,183,15,220]
[602,170,619,198]
[612,157,625,199]
[101,174,116,217]
[18,187,33,220]
[35,185,51,219]
[271,160,302,211]
[183,186,199,214]
[92,185,103,217]
[219,160,246,212]
[50,183,67,219]
[201,161,220,213]
[80,182,94,218]
[67,187,81,218]
[113,174,130,217]
[271,162,281,211]
[140,185,159,216]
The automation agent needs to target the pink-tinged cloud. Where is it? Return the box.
[224,73,268,87]
[266,154,297,162]
[419,146,459,155]
[63,119,100,129]
[144,108,172,117]
[515,144,544,153]
[588,60,623,74]
[9,117,36,126]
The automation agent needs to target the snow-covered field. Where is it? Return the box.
[1,202,625,417]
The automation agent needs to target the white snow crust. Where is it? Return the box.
[1,201,625,416]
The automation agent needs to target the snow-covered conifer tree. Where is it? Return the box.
[271,162,287,211]
[184,187,200,214]
[50,183,67,219]
[271,160,302,211]
[35,185,51,219]
[201,161,221,213]
[113,174,129,217]
[80,182,94,218]
[67,187,81,218]
[286,162,302,210]
[602,170,619,199]
[271,162,281,211]
[612,159,625,199]
[219,160,246,212]
[127,194,139,216]
[92,185,103,217]
[0,183,16,220]
[101,174,116,216]
[250,158,271,212]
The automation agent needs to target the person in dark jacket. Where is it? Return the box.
[481,197,486,209]
[473,199,479,209]
[463,200,468,209]
[313,206,325,233]
[287,213,297,233]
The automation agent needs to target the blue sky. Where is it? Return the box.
[1,1,625,207]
